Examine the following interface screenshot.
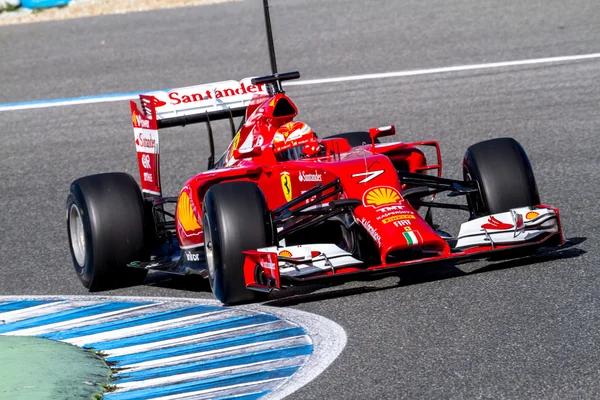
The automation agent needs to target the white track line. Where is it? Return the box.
[3,303,159,336]
[1,53,599,112]
[285,52,600,86]
[64,310,228,346]
[116,335,312,373]
[103,319,283,357]
[114,355,308,392]
[118,335,310,371]
[151,378,286,400]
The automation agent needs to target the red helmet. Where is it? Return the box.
[273,121,321,161]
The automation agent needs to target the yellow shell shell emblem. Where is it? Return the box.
[279,250,293,257]
[281,172,293,202]
[525,211,539,220]
[364,186,401,207]
[177,191,201,233]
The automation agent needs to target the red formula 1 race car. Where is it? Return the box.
[66,70,564,305]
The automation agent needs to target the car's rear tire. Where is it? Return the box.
[326,131,380,147]
[463,137,540,216]
[67,172,151,291]
[202,181,273,305]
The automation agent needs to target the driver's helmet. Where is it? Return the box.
[273,121,321,161]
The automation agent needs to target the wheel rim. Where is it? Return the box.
[69,204,86,267]
[203,213,215,281]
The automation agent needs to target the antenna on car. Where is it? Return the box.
[263,0,278,75]
[252,0,301,94]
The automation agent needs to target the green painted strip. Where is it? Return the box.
[0,336,110,400]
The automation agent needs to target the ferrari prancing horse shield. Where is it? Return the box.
[280,172,292,202]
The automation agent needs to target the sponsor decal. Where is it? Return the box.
[177,191,201,233]
[185,252,200,262]
[132,112,150,128]
[376,211,413,222]
[136,132,156,150]
[143,172,153,182]
[376,205,406,213]
[360,218,382,246]
[281,172,293,202]
[300,190,317,205]
[254,135,264,147]
[279,250,293,258]
[481,216,513,230]
[150,96,166,107]
[382,214,415,224]
[403,230,423,246]
[299,170,322,183]
[404,226,413,231]
[141,154,151,169]
[526,211,539,220]
[352,169,385,184]
[392,219,412,228]
[162,82,266,107]
[261,260,276,270]
[363,186,402,207]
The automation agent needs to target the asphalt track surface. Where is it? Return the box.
[1,0,599,398]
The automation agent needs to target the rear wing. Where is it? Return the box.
[130,77,270,197]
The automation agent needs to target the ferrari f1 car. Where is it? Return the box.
[66,69,563,304]
[66,0,563,304]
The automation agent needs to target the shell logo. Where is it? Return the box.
[177,191,201,233]
[279,250,293,258]
[526,211,539,220]
[363,186,402,207]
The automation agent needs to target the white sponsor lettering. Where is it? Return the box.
[393,220,411,227]
[137,117,150,129]
[185,252,200,262]
[261,261,276,270]
[136,132,156,149]
[299,170,322,183]
[360,218,381,246]
[376,205,406,213]
[143,172,153,182]
[141,154,151,169]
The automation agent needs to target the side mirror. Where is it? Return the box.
[368,125,395,150]
[233,145,262,160]
[369,125,396,141]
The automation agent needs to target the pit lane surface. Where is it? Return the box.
[1,0,599,398]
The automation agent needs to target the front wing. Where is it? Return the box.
[243,205,563,292]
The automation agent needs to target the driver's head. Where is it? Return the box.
[273,121,320,161]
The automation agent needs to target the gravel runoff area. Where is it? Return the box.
[0,0,236,26]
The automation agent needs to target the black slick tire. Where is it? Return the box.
[463,137,540,216]
[66,172,150,291]
[202,181,273,305]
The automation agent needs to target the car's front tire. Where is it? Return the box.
[202,181,273,305]
[67,172,151,290]
[463,137,540,216]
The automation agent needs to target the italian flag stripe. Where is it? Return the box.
[403,231,421,245]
